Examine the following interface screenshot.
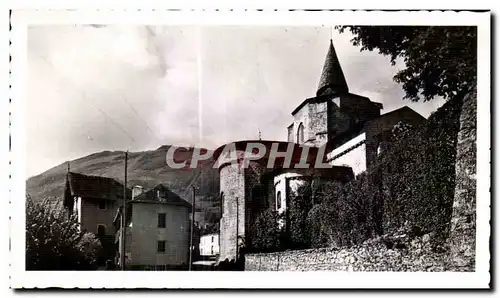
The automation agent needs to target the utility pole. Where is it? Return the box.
[188,185,196,271]
[120,150,128,270]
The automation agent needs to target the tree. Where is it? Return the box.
[336,26,477,102]
[26,195,101,270]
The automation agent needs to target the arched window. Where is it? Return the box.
[297,123,305,144]
[276,191,282,210]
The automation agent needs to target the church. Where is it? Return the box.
[215,40,426,262]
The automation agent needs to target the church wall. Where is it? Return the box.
[328,98,354,139]
[363,107,426,169]
[287,124,294,142]
[328,133,367,177]
[219,164,246,262]
[292,105,310,144]
[339,94,381,123]
[273,172,302,214]
[244,162,266,248]
[308,101,329,146]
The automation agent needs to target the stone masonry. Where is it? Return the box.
[447,86,477,271]
[219,163,246,261]
[245,230,446,271]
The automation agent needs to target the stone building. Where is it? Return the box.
[113,183,192,269]
[214,141,354,261]
[216,39,427,262]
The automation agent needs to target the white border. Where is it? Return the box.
[9,9,490,289]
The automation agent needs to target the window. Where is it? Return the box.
[157,241,166,253]
[211,236,214,243]
[98,201,106,210]
[158,213,166,228]
[97,224,106,237]
[297,123,305,144]
[276,191,282,210]
[211,246,214,255]
[157,190,166,200]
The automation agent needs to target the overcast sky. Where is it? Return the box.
[26,25,445,178]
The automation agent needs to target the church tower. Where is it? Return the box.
[316,39,349,97]
[287,40,383,148]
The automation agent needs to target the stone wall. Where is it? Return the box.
[308,100,329,146]
[219,163,246,261]
[245,230,446,271]
[447,86,477,271]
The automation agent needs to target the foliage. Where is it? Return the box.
[307,96,462,249]
[26,195,101,270]
[286,183,313,249]
[337,26,477,102]
[307,177,381,249]
[376,97,463,244]
[249,209,285,253]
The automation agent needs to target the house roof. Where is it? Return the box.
[131,184,192,209]
[66,172,131,201]
[316,39,349,97]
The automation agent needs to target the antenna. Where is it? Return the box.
[258,128,262,141]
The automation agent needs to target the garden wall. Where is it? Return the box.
[245,230,445,271]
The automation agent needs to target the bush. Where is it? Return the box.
[308,177,380,248]
[249,209,285,253]
[26,195,101,270]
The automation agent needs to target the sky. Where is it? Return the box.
[26,25,446,178]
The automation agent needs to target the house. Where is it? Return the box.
[113,184,192,269]
[199,223,220,258]
[63,171,131,264]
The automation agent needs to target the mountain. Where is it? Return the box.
[26,146,221,226]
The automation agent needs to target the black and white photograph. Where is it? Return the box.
[8,9,490,289]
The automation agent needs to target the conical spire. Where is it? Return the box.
[316,40,349,97]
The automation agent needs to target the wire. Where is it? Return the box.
[92,25,165,144]
[31,51,137,146]
[118,94,163,143]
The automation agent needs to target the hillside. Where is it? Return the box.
[26,145,221,226]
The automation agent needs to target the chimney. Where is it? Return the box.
[132,185,143,200]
